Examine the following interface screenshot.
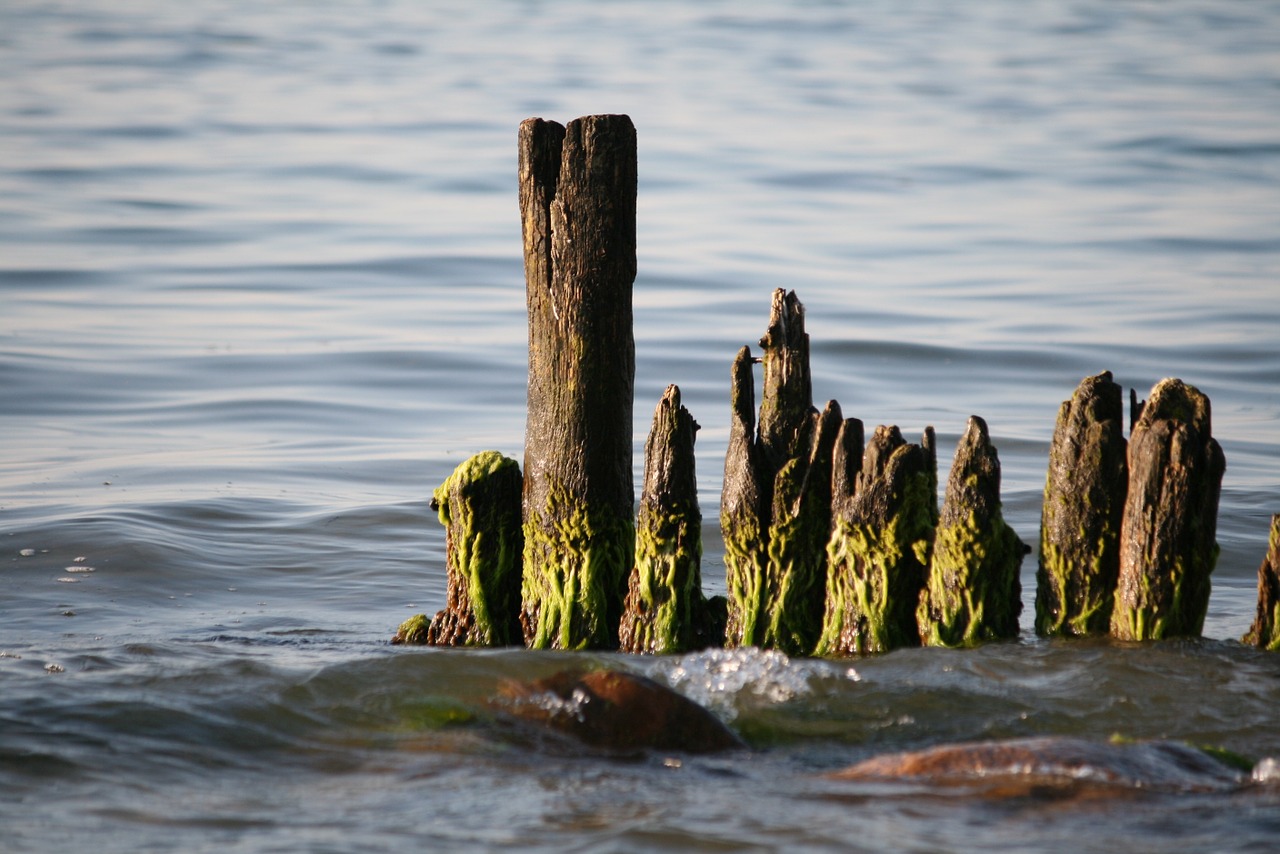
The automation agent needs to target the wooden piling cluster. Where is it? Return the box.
[394,114,1273,656]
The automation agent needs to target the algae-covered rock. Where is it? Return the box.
[427,450,524,646]
[619,385,720,653]
[1035,371,1128,637]
[494,668,745,754]
[1111,378,1225,641]
[391,613,432,645]
[1242,514,1280,650]
[815,425,936,656]
[917,416,1027,646]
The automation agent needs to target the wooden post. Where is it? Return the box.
[1242,515,1280,650]
[1111,378,1225,640]
[815,424,937,656]
[518,115,637,650]
[619,385,722,653]
[425,451,524,646]
[1035,372,1128,636]
[918,416,1027,646]
[721,290,834,654]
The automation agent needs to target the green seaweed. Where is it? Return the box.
[521,477,634,650]
[620,505,703,653]
[430,451,523,646]
[815,458,935,657]
[918,508,1025,647]
[392,613,431,645]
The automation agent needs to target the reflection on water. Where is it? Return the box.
[3,0,1280,850]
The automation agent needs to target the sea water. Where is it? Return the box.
[3,1,1280,850]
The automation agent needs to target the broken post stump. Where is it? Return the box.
[918,416,1027,646]
[721,290,834,655]
[815,424,937,656]
[1035,371,1128,637]
[1242,515,1280,650]
[1111,378,1225,641]
[518,114,637,650]
[619,385,723,653]
[424,451,524,646]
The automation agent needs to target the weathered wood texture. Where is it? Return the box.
[1242,514,1280,650]
[619,385,723,653]
[518,115,637,650]
[1111,378,1225,641]
[815,425,937,656]
[426,451,524,646]
[721,290,835,654]
[1035,371,1128,637]
[918,416,1027,646]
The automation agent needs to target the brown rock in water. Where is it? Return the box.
[494,669,745,754]
[1242,514,1280,650]
[830,736,1244,794]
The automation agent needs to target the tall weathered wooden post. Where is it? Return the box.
[1111,378,1225,641]
[518,115,637,650]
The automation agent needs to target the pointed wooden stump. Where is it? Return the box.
[816,424,937,656]
[619,385,721,653]
[425,451,524,646]
[1111,378,1225,641]
[721,290,833,654]
[1242,515,1280,650]
[1035,371,1128,637]
[918,416,1027,646]
[518,115,637,650]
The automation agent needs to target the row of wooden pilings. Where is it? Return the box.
[393,113,1280,655]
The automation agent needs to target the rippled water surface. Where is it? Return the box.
[3,1,1280,850]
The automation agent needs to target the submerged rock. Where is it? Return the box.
[492,668,746,754]
[830,736,1245,794]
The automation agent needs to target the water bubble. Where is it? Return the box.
[56,577,79,583]
[19,548,35,557]
[44,663,64,673]
[64,565,95,573]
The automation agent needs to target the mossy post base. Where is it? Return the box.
[425,451,524,646]
[918,416,1027,646]
[1035,372,1128,637]
[518,115,637,650]
[620,385,724,653]
[816,425,937,656]
[721,290,834,654]
[1111,378,1225,641]
[1242,515,1280,650]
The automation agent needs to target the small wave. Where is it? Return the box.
[659,647,858,721]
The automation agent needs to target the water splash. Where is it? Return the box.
[660,646,858,721]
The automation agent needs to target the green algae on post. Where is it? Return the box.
[722,346,771,648]
[424,450,524,646]
[918,416,1027,647]
[763,400,841,656]
[1241,515,1280,650]
[1035,371,1128,637]
[619,385,723,653]
[518,115,637,650]
[815,425,937,656]
[1111,378,1225,641]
